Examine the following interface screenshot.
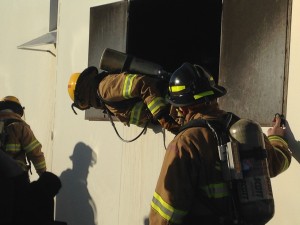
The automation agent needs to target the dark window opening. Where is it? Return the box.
[127,0,223,79]
[86,0,223,121]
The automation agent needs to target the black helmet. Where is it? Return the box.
[167,62,226,107]
[0,96,24,116]
[68,66,99,112]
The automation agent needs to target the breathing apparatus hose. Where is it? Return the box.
[103,106,149,143]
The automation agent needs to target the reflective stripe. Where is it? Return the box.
[268,136,288,148]
[170,85,186,92]
[123,74,137,99]
[129,102,144,125]
[273,146,290,172]
[34,161,46,170]
[24,140,41,153]
[200,182,229,198]
[151,192,188,224]
[194,90,214,100]
[147,97,166,115]
[16,160,29,171]
[5,144,21,153]
[268,135,290,172]
[215,161,221,171]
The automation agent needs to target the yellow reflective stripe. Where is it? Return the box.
[129,102,144,125]
[200,183,229,198]
[268,136,288,148]
[273,146,290,172]
[123,74,137,99]
[24,140,41,153]
[215,161,221,171]
[151,192,188,224]
[147,97,166,115]
[16,160,28,171]
[194,90,214,100]
[169,85,186,93]
[5,144,21,153]
[268,135,290,172]
[34,161,46,169]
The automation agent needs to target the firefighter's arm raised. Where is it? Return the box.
[282,119,300,164]
[21,124,46,175]
[265,115,292,177]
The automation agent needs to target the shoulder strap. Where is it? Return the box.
[0,118,23,151]
[0,118,32,174]
[178,112,240,144]
[4,118,23,126]
[179,112,239,132]
[178,113,242,223]
[101,97,141,109]
[178,118,208,133]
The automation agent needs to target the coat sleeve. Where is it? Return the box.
[149,139,197,225]
[264,134,291,177]
[99,73,167,117]
[130,75,168,118]
[21,123,46,175]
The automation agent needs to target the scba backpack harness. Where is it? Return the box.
[179,113,274,225]
[0,119,32,174]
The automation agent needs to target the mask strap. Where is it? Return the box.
[71,103,78,115]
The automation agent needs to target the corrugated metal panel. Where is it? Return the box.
[218,0,292,126]
[86,1,128,121]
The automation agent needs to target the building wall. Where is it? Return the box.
[0,0,57,175]
[268,0,300,224]
[0,0,299,225]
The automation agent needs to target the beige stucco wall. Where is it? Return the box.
[268,1,300,224]
[0,0,57,177]
[0,0,300,225]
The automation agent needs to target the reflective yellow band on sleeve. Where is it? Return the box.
[129,101,144,125]
[123,74,137,99]
[16,160,29,171]
[5,144,21,153]
[200,182,229,198]
[194,90,214,100]
[273,146,290,172]
[268,135,288,148]
[215,161,221,171]
[147,97,166,115]
[34,161,46,170]
[169,85,186,93]
[24,140,41,153]
[151,192,188,224]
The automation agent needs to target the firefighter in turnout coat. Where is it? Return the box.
[149,63,292,225]
[0,96,46,177]
[68,66,180,134]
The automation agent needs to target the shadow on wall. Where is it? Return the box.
[55,142,98,225]
[144,217,149,225]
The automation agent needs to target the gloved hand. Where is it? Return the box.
[283,119,300,164]
[158,115,181,135]
[267,114,285,137]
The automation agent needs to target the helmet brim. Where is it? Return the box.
[74,66,98,108]
[167,85,227,107]
[0,101,24,116]
[212,85,227,98]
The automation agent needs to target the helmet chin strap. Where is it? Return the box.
[71,103,78,115]
[71,103,90,115]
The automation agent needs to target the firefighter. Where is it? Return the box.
[0,96,46,178]
[68,66,180,134]
[149,62,292,225]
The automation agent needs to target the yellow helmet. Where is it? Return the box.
[0,95,24,116]
[68,66,99,113]
[68,73,80,102]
